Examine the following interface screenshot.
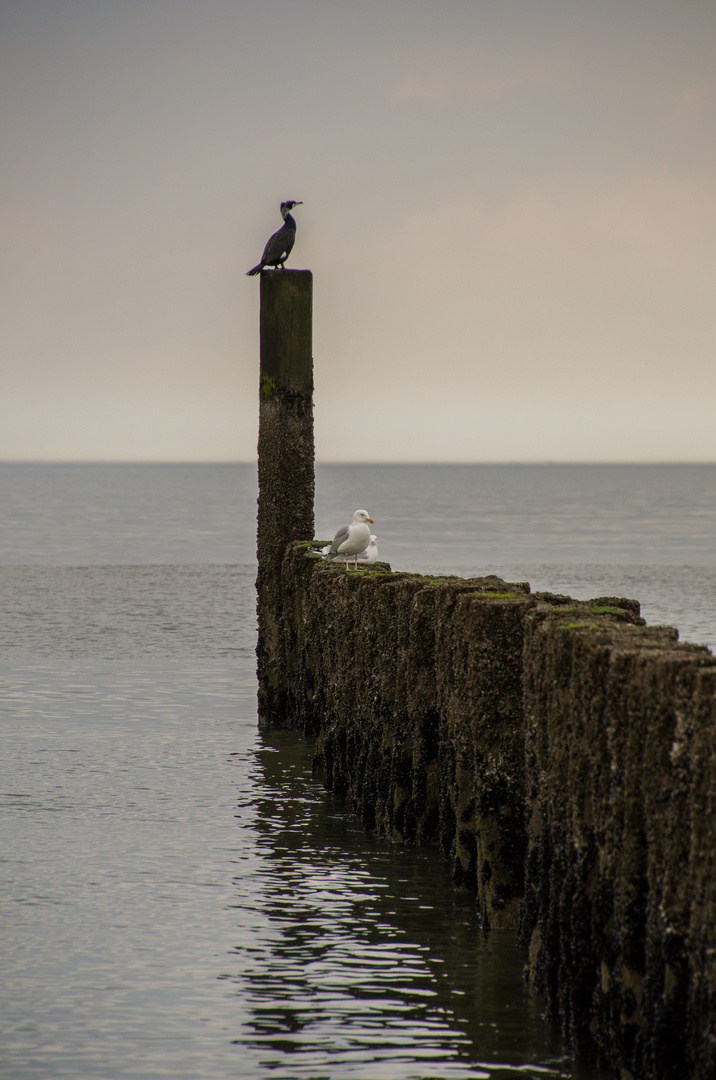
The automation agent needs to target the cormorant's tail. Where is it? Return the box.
[246,264,262,277]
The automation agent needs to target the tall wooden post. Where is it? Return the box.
[256,269,314,726]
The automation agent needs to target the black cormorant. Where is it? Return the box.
[246,201,302,276]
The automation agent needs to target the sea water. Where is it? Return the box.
[2,462,714,1079]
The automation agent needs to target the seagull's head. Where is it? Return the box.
[352,509,374,525]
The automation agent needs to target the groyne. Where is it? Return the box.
[262,544,716,1078]
[254,272,716,1079]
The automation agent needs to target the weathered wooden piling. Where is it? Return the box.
[270,544,716,1078]
[256,269,314,727]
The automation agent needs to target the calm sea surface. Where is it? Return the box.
[2,462,714,1080]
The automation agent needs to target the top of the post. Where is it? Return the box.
[260,268,312,303]
[259,270,313,389]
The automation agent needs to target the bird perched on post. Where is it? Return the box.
[246,201,303,276]
[322,510,375,570]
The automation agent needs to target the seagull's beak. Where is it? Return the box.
[367,517,374,523]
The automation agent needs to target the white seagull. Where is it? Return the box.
[322,510,375,570]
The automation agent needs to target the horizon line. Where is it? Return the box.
[1,459,716,468]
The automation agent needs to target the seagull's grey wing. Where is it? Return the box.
[325,524,350,558]
[330,524,350,550]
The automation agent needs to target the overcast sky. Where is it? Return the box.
[2,0,715,462]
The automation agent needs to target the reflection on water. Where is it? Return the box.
[0,659,608,1079]
[228,728,607,1080]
